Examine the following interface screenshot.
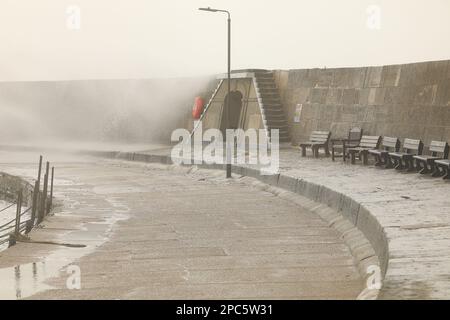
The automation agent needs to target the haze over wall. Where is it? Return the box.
[0,78,215,144]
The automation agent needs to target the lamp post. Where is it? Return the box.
[199,7,232,178]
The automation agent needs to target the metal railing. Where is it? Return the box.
[0,155,55,247]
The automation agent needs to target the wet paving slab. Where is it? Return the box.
[0,150,362,299]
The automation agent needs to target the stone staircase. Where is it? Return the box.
[253,71,291,143]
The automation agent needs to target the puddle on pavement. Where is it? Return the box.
[0,156,132,299]
[0,253,75,299]
[0,209,129,300]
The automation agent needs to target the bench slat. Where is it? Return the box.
[360,143,379,148]
[381,137,400,150]
[349,128,363,141]
[310,136,329,140]
[403,139,422,150]
[429,141,448,153]
[359,135,381,149]
[309,131,331,143]
[310,135,330,139]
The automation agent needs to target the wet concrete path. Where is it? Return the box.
[0,151,362,299]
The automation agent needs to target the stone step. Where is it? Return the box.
[267,127,289,133]
[264,118,287,125]
[260,98,282,105]
[256,83,277,90]
[257,92,280,99]
[265,124,289,131]
[263,108,284,114]
[263,114,286,121]
[256,89,278,96]
[265,125,289,132]
[263,113,287,120]
[268,133,291,142]
[261,103,283,110]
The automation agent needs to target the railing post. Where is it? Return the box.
[37,190,43,225]
[14,190,22,235]
[41,174,47,219]
[37,155,43,188]
[9,190,23,247]
[37,164,49,225]
[49,167,54,213]
[44,162,49,215]
[27,180,39,233]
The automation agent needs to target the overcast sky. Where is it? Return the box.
[0,0,449,81]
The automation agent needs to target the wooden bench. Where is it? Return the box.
[299,131,331,158]
[413,141,449,175]
[331,127,363,161]
[389,139,424,172]
[347,136,382,165]
[435,159,450,179]
[368,137,400,168]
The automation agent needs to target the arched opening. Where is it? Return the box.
[220,90,243,134]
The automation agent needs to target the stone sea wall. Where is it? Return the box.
[273,59,450,146]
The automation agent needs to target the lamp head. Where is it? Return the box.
[198,7,218,12]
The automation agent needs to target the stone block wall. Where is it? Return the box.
[0,172,33,205]
[273,60,450,147]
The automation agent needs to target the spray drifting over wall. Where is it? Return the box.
[0,77,216,145]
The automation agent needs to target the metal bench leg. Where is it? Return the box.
[432,165,444,177]
[443,167,450,180]
[394,158,404,170]
[362,151,369,165]
[301,146,306,157]
[406,158,416,172]
[331,148,335,161]
[405,158,412,172]
[374,155,382,166]
[429,162,436,175]
[418,160,430,174]
[350,152,356,165]
[382,154,392,168]
[384,156,394,169]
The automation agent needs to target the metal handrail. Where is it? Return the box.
[0,224,15,233]
[0,217,16,231]
[0,204,31,231]
[0,202,16,213]
[190,79,224,138]
[0,155,56,248]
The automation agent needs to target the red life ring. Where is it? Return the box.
[192,97,204,120]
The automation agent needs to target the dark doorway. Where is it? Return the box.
[220,91,243,134]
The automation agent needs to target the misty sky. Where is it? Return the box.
[0,0,449,81]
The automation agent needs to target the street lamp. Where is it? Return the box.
[199,7,232,179]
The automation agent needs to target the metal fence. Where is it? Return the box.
[0,156,55,247]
